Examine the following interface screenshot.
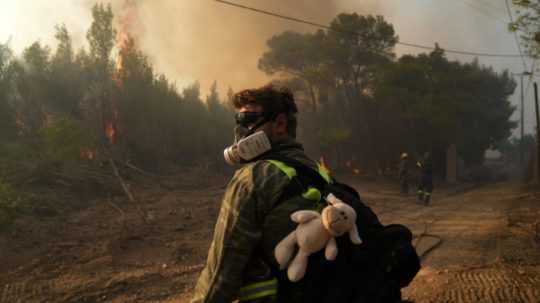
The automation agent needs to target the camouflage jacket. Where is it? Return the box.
[190,139,318,303]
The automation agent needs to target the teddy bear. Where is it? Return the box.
[274,193,362,282]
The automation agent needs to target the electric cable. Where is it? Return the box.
[476,0,507,14]
[456,0,510,25]
[215,0,524,58]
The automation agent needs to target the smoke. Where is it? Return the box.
[0,0,533,133]
[108,0,538,136]
[123,1,333,94]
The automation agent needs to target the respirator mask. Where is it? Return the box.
[223,111,274,165]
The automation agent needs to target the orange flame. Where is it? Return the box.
[80,148,96,160]
[105,122,115,144]
[319,156,331,174]
[109,0,137,144]
[114,0,138,84]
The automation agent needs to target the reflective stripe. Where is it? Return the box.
[417,190,423,194]
[239,278,278,301]
[302,187,321,201]
[424,192,431,196]
[267,160,331,205]
[317,164,332,184]
[267,160,297,179]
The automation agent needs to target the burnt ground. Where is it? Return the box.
[0,175,539,303]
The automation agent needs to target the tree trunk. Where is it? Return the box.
[307,81,318,112]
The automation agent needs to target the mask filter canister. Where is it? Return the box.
[224,131,272,165]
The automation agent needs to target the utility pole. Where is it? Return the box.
[513,71,532,167]
[534,82,540,183]
[521,75,524,165]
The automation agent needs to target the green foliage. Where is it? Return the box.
[49,25,85,116]
[87,3,115,68]
[0,43,17,142]
[0,5,519,187]
[0,180,25,229]
[509,1,540,58]
[13,42,52,138]
[40,117,95,163]
[376,49,516,165]
[260,13,516,172]
[0,3,238,180]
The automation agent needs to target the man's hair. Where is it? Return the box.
[232,85,298,137]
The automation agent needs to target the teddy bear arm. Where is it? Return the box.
[274,230,297,269]
[291,210,320,223]
[325,237,338,260]
[287,249,311,282]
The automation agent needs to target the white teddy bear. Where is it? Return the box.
[274,193,362,282]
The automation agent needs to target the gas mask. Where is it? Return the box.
[223,112,275,165]
[223,130,272,165]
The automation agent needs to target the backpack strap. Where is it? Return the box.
[265,155,331,186]
[266,160,297,179]
[265,157,336,214]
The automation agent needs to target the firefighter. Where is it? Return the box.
[416,152,433,205]
[190,85,416,303]
[398,153,410,195]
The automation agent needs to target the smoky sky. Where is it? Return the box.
[128,1,363,93]
[0,0,536,135]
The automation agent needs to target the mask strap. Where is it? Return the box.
[243,112,281,138]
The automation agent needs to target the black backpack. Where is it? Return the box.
[268,156,421,303]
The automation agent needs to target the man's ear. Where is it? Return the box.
[274,113,288,134]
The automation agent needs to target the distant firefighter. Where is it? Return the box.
[416,152,433,205]
[399,152,410,195]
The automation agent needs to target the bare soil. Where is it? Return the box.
[0,176,539,303]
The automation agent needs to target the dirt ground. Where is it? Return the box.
[0,175,539,303]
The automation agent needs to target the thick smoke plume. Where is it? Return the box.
[116,0,381,94]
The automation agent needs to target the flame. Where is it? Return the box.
[345,159,361,175]
[80,148,97,160]
[114,0,138,83]
[319,156,331,174]
[109,1,138,144]
[105,121,115,144]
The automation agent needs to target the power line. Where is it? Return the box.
[476,0,507,14]
[215,0,524,58]
[456,0,510,25]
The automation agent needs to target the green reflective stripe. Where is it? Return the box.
[424,192,431,196]
[240,289,277,301]
[417,190,423,194]
[267,160,297,179]
[239,279,278,301]
[317,164,332,184]
[267,160,330,184]
[240,278,277,292]
[302,187,321,201]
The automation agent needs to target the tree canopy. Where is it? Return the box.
[0,8,517,179]
[260,13,516,173]
[510,0,540,58]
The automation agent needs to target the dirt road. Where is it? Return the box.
[362,182,540,302]
[0,179,538,302]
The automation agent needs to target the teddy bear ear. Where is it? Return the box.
[326,193,338,205]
